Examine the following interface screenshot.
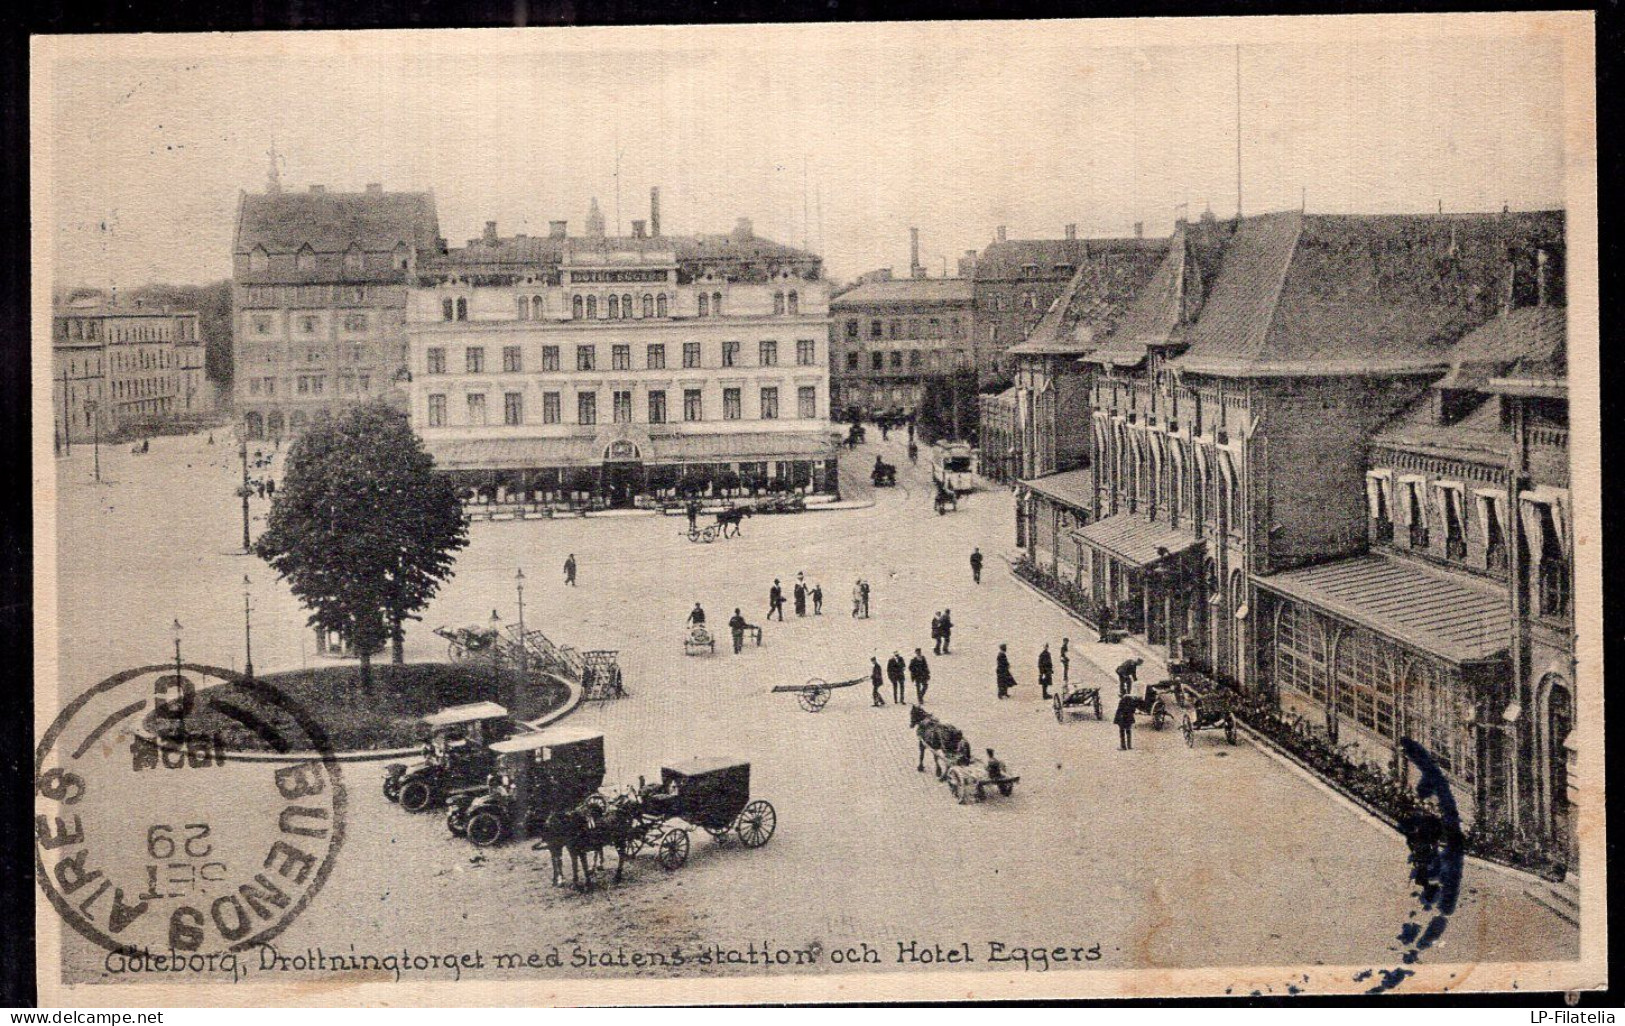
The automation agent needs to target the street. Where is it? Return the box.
[49,431,1579,984]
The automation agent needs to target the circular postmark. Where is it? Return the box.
[35,664,346,959]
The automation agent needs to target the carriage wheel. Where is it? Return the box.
[1182,715,1195,747]
[583,794,608,816]
[657,828,690,871]
[1052,694,1064,723]
[798,680,831,713]
[701,526,718,542]
[382,776,401,802]
[1152,702,1169,731]
[447,641,464,663]
[399,779,435,813]
[622,824,648,860]
[1225,717,1238,745]
[947,774,966,803]
[466,810,507,848]
[1093,694,1104,720]
[736,800,776,848]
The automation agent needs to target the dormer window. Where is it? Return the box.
[344,245,365,274]
[1054,264,1074,276]
[296,245,316,272]
[392,242,410,270]
[249,245,269,273]
[1022,264,1039,277]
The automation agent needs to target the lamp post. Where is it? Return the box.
[242,575,255,682]
[515,569,527,682]
[239,439,252,554]
[171,618,185,737]
[489,609,503,700]
[84,399,101,482]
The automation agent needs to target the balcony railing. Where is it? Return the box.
[1528,425,1569,450]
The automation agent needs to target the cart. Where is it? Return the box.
[684,625,717,656]
[1178,679,1238,747]
[945,756,1021,804]
[871,459,897,488]
[1132,679,1182,730]
[771,675,865,713]
[684,524,721,543]
[579,650,628,701]
[623,758,777,870]
[435,624,502,663]
[1052,680,1104,723]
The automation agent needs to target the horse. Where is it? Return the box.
[909,704,969,776]
[542,797,644,892]
[933,482,956,516]
[715,506,753,538]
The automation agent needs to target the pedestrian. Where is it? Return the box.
[887,651,907,705]
[265,478,275,497]
[909,648,931,703]
[870,657,886,707]
[686,501,699,533]
[686,603,706,627]
[852,580,863,618]
[1116,657,1143,696]
[207,433,214,445]
[768,579,785,621]
[729,608,748,655]
[995,644,1017,699]
[860,579,871,618]
[907,420,915,443]
[931,612,944,654]
[256,480,266,499]
[881,421,890,441]
[811,583,823,615]
[1097,603,1114,644]
[970,547,983,584]
[563,553,577,586]
[1060,638,1070,684]
[1113,691,1138,750]
[940,609,953,653]
[794,580,807,617]
[1038,643,1055,699]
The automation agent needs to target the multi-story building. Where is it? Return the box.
[828,271,975,433]
[407,196,838,507]
[1010,207,1566,845]
[231,181,443,439]
[51,298,205,442]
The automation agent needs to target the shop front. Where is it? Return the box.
[1073,511,1204,654]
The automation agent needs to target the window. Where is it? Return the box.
[760,387,779,420]
[712,292,723,315]
[542,392,561,424]
[608,295,621,319]
[722,341,740,368]
[774,292,786,315]
[723,388,741,420]
[542,345,560,372]
[504,392,523,426]
[622,294,632,318]
[393,243,409,270]
[577,345,596,371]
[759,340,778,366]
[889,320,901,339]
[683,342,701,368]
[846,352,860,371]
[249,247,269,272]
[577,392,597,425]
[846,320,860,340]
[648,390,667,424]
[503,346,522,373]
[343,313,368,333]
[1403,661,1475,784]
[698,294,709,317]
[796,339,816,366]
[928,318,941,338]
[296,246,315,272]
[612,345,631,371]
[871,351,884,371]
[296,375,310,395]
[466,393,487,426]
[339,373,355,394]
[890,351,903,369]
[788,291,799,315]
[908,319,920,337]
[253,314,273,336]
[643,294,654,318]
[310,375,325,395]
[572,295,584,319]
[249,378,261,395]
[442,299,455,322]
[466,347,486,374]
[586,296,597,319]
[357,374,370,393]
[456,298,468,321]
[647,344,666,370]
[657,294,668,318]
[298,314,319,335]
[344,247,364,274]
[517,296,531,320]
[1334,630,1397,738]
[870,320,883,340]
[909,350,923,368]
[1275,602,1330,706]
[1443,487,1467,561]
[347,341,365,362]
[1536,505,1569,618]
[684,389,703,422]
[427,394,446,427]
[798,385,817,419]
[1022,291,1036,310]
[613,390,632,424]
[530,296,544,319]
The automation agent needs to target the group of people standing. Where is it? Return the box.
[994,638,1071,700]
[768,573,824,621]
[870,649,932,706]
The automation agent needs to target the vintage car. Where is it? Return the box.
[445,727,607,847]
[383,702,524,812]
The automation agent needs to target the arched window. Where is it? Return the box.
[608,295,620,319]
[1402,660,1473,784]
[573,295,584,319]
[1333,630,1397,738]
[657,294,668,317]
[531,295,544,319]
[698,293,709,317]
[249,246,269,272]
[393,242,410,270]
[643,294,654,318]
[712,292,723,315]
[622,294,633,318]
[774,291,786,315]
[296,245,316,272]
[344,245,365,274]
[517,296,530,320]
[788,290,799,315]
[455,298,468,321]
[1275,602,1329,705]
[586,296,597,319]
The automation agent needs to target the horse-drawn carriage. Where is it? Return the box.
[909,706,1019,804]
[619,758,778,871]
[932,481,959,515]
[383,702,526,812]
[1053,680,1104,722]
[443,727,607,847]
[871,457,897,488]
[684,505,752,542]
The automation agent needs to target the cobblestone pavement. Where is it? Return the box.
[50,431,1578,986]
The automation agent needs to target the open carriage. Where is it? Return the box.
[1176,679,1238,747]
[623,759,777,870]
[871,458,898,488]
[1053,680,1104,722]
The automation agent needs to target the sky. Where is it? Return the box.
[40,18,1573,289]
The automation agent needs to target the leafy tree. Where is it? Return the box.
[255,401,469,689]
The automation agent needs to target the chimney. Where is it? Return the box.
[309,184,325,194]
[910,228,922,278]
[549,220,568,240]
[365,183,383,195]
[1536,247,1550,308]
[1064,224,1077,241]
[650,187,661,237]
[483,221,499,246]
[733,217,753,240]
[631,219,647,239]
[958,250,978,278]
[996,225,1007,243]
[1135,222,1144,239]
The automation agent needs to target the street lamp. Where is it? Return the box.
[515,569,527,682]
[171,618,185,737]
[84,399,101,483]
[489,609,503,699]
[242,575,255,682]
[239,439,253,554]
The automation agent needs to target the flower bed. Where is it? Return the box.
[1011,555,1099,627]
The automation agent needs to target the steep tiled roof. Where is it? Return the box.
[1174,210,1565,377]
[1086,228,1192,367]
[1372,393,1507,464]
[235,189,441,255]
[1009,241,1168,355]
[973,237,1161,281]
[1440,306,1566,390]
[832,278,974,307]
[421,230,821,283]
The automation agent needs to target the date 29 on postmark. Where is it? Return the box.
[35,664,346,960]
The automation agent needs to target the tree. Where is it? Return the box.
[255,401,469,690]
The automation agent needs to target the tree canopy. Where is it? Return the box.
[255,401,469,687]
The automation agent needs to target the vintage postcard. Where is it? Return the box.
[30,12,1605,1005]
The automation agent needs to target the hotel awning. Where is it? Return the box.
[1020,469,1093,511]
[1071,512,1202,569]
[1254,554,1509,665]
[649,431,839,463]
[424,431,837,472]
[425,436,600,471]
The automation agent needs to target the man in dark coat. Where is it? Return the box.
[1116,657,1143,696]
[686,501,700,533]
[563,553,577,586]
[860,580,871,618]
[768,579,784,621]
[939,609,954,653]
[1097,603,1113,644]
[811,584,823,615]
[870,657,886,707]
[1038,643,1055,700]
[931,612,944,654]
[970,548,983,584]
[909,648,931,703]
[996,644,1016,699]
[686,603,706,627]
[1060,638,1071,684]
[887,651,907,705]
[1113,691,1138,750]
[794,580,807,617]
[728,609,748,654]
